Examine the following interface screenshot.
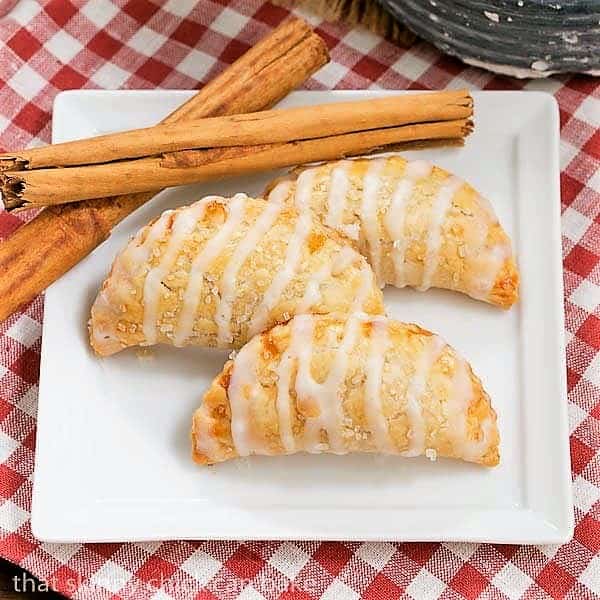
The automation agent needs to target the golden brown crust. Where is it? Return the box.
[192,313,500,467]
[265,156,519,308]
[89,195,384,356]
[489,258,520,309]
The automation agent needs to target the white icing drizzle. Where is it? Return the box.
[296,261,331,313]
[459,192,513,300]
[419,176,464,291]
[474,191,497,221]
[401,335,445,457]
[360,159,385,286]
[126,210,173,270]
[267,179,293,204]
[228,339,260,456]
[384,160,433,287]
[287,315,322,452]
[299,314,363,453]
[94,212,172,351]
[476,208,513,299]
[215,200,282,347]
[482,238,513,297]
[445,355,493,462]
[339,223,361,241]
[290,168,315,211]
[297,245,358,312]
[227,314,487,462]
[324,161,351,230]
[142,201,207,344]
[173,194,247,347]
[363,317,394,452]
[331,245,359,276]
[251,313,371,457]
[274,326,301,454]
[248,171,314,337]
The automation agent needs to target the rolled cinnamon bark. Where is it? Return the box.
[0,17,329,322]
[1,118,472,206]
[0,91,472,171]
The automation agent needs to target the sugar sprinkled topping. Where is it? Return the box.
[425,448,437,461]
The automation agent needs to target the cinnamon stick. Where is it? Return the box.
[0,91,472,171]
[1,118,471,206]
[0,17,329,322]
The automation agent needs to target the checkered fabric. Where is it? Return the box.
[0,1,598,598]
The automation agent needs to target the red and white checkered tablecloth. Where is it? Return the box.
[0,1,598,598]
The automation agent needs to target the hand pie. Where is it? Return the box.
[89,194,384,356]
[265,156,519,308]
[192,312,499,467]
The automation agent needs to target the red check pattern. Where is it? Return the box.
[0,2,599,599]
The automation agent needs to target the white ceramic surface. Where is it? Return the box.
[31,90,573,543]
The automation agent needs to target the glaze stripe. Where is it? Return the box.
[174,194,247,347]
[248,170,314,337]
[142,201,207,344]
[419,176,464,291]
[215,200,282,346]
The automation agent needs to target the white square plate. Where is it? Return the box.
[32,90,573,543]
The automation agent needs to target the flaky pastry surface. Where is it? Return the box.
[265,156,519,308]
[90,194,384,356]
[192,313,499,467]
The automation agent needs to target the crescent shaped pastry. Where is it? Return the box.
[265,156,519,308]
[89,194,384,356]
[192,313,500,467]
